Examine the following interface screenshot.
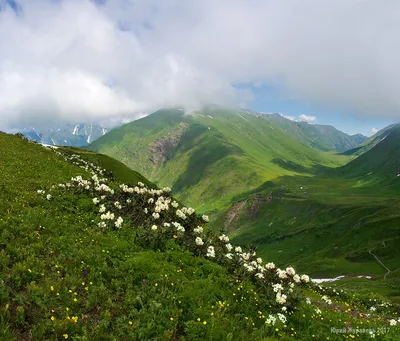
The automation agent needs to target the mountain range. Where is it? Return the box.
[22,123,109,147]
[87,106,400,300]
[1,110,400,339]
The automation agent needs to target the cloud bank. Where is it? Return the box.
[1,0,400,130]
[299,114,316,123]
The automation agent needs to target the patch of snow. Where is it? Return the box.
[41,143,58,149]
[64,140,67,143]
[207,115,213,119]
[397,174,400,177]
[366,172,373,175]
[102,128,107,135]
[312,276,345,283]
[236,112,249,121]
[51,139,56,145]
[312,275,372,284]
[208,127,211,130]
[72,125,79,135]
[87,135,91,144]
[381,135,387,142]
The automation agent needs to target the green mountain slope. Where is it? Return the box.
[343,123,400,156]
[4,132,399,339]
[224,130,400,300]
[266,113,366,152]
[88,107,348,212]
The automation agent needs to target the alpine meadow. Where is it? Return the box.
[2,0,400,340]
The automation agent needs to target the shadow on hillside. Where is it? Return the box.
[171,124,245,193]
[271,158,334,175]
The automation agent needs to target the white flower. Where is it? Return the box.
[281,306,287,312]
[306,297,311,305]
[114,201,122,209]
[315,308,322,315]
[206,246,215,258]
[286,267,295,276]
[301,274,310,283]
[266,262,275,270]
[321,295,332,305]
[218,234,230,243]
[369,307,376,311]
[277,313,287,323]
[277,269,287,279]
[151,225,158,231]
[272,283,283,293]
[293,274,301,283]
[225,243,233,252]
[276,293,287,305]
[37,190,45,194]
[171,201,179,208]
[176,209,186,220]
[101,211,115,221]
[195,237,204,246]
[225,253,233,259]
[187,207,195,215]
[193,226,204,234]
[115,216,123,228]
[93,198,100,205]
[148,198,154,204]
[202,215,209,222]
[163,222,171,227]
[389,319,397,326]
[234,246,242,253]
[144,208,148,214]
[176,225,185,233]
[99,204,106,213]
[256,257,263,264]
[152,212,160,219]
[255,273,264,279]
[266,315,276,325]
[46,194,52,200]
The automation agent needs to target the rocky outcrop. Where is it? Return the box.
[147,122,188,172]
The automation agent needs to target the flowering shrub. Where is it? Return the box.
[36,151,311,320]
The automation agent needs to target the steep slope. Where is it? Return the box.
[343,123,400,156]
[89,107,348,211]
[221,132,400,299]
[334,125,400,186]
[4,132,398,340]
[266,113,367,152]
[22,122,109,147]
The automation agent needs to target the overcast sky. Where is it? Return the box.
[0,0,399,135]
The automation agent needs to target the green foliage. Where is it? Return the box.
[1,132,399,340]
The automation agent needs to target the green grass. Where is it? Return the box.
[88,107,349,212]
[2,132,400,340]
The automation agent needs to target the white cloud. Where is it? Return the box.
[1,0,400,130]
[371,127,378,134]
[280,114,296,121]
[299,114,316,123]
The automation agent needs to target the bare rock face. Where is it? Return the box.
[224,201,247,232]
[147,122,189,167]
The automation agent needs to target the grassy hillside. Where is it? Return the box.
[266,113,366,152]
[88,107,349,212]
[223,129,400,301]
[2,132,400,340]
[343,123,400,156]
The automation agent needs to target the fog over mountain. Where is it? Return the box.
[1,0,400,131]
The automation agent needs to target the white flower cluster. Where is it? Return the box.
[321,295,332,305]
[37,150,312,323]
